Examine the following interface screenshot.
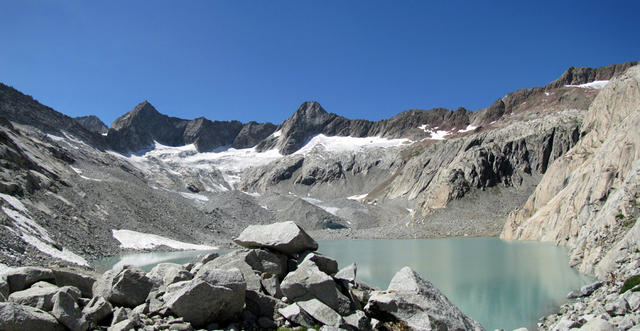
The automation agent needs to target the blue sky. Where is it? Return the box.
[1,1,638,126]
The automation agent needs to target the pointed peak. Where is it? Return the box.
[294,101,328,117]
[132,100,158,114]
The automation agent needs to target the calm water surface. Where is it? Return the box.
[92,238,592,330]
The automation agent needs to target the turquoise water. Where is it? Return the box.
[318,238,593,330]
[92,238,592,330]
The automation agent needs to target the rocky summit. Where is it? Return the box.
[0,222,484,331]
[1,62,640,330]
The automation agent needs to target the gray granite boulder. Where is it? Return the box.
[334,263,356,283]
[234,221,318,255]
[0,302,65,331]
[92,266,153,308]
[296,299,345,328]
[82,296,113,327]
[51,291,88,331]
[196,253,261,291]
[165,279,243,327]
[281,259,353,315]
[3,267,54,293]
[8,285,80,312]
[301,253,338,276]
[365,266,484,331]
[52,269,97,298]
[278,303,316,328]
[147,263,192,289]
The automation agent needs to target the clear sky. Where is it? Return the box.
[1,1,638,126]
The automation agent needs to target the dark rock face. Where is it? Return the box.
[107,101,242,153]
[0,83,106,149]
[232,121,278,149]
[107,101,277,153]
[74,116,108,135]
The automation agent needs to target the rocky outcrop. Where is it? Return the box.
[0,83,106,150]
[546,62,638,88]
[502,65,640,330]
[232,121,278,149]
[502,65,640,277]
[73,116,108,135]
[0,223,482,330]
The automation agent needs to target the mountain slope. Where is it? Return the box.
[502,65,640,279]
[74,115,108,135]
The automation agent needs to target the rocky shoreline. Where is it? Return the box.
[0,221,484,331]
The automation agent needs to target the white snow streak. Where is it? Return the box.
[0,194,88,266]
[565,80,609,89]
[457,125,477,133]
[418,125,451,140]
[347,194,368,200]
[179,192,209,202]
[112,229,217,251]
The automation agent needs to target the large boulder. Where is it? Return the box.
[245,289,286,320]
[8,285,80,312]
[51,291,88,331]
[234,221,318,255]
[82,296,113,328]
[52,269,97,298]
[281,259,353,315]
[0,302,65,331]
[196,254,261,291]
[365,267,484,331]
[164,279,243,327]
[300,253,338,276]
[296,299,345,328]
[278,303,316,328]
[194,267,246,295]
[3,267,54,293]
[147,263,192,289]
[92,266,153,308]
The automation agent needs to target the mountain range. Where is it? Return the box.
[1,61,639,329]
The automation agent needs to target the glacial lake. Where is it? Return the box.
[92,237,592,330]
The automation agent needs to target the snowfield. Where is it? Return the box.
[294,134,410,155]
[112,229,217,250]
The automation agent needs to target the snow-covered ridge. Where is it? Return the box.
[565,80,609,89]
[418,124,477,140]
[294,134,410,155]
[112,229,216,251]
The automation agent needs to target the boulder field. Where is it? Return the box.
[0,221,483,331]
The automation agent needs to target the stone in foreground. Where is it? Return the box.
[0,302,65,331]
[234,221,318,255]
[365,266,484,331]
[92,265,153,308]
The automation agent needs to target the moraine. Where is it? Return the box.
[92,237,592,330]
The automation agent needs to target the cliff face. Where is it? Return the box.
[502,65,640,278]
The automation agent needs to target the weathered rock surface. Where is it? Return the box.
[365,266,484,331]
[147,263,192,289]
[92,265,153,308]
[51,291,87,331]
[502,65,640,277]
[8,285,80,312]
[164,279,242,327]
[4,267,54,293]
[281,259,353,315]
[0,301,65,331]
[74,115,108,135]
[234,221,319,255]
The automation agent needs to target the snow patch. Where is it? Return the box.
[565,80,609,89]
[457,125,477,133]
[243,191,261,197]
[294,134,409,155]
[347,194,368,200]
[271,130,282,138]
[179,192,209,202]
[418,125,451,140]
[0,263,12,274]
[112,229,216,250]
[1,196,88,266]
